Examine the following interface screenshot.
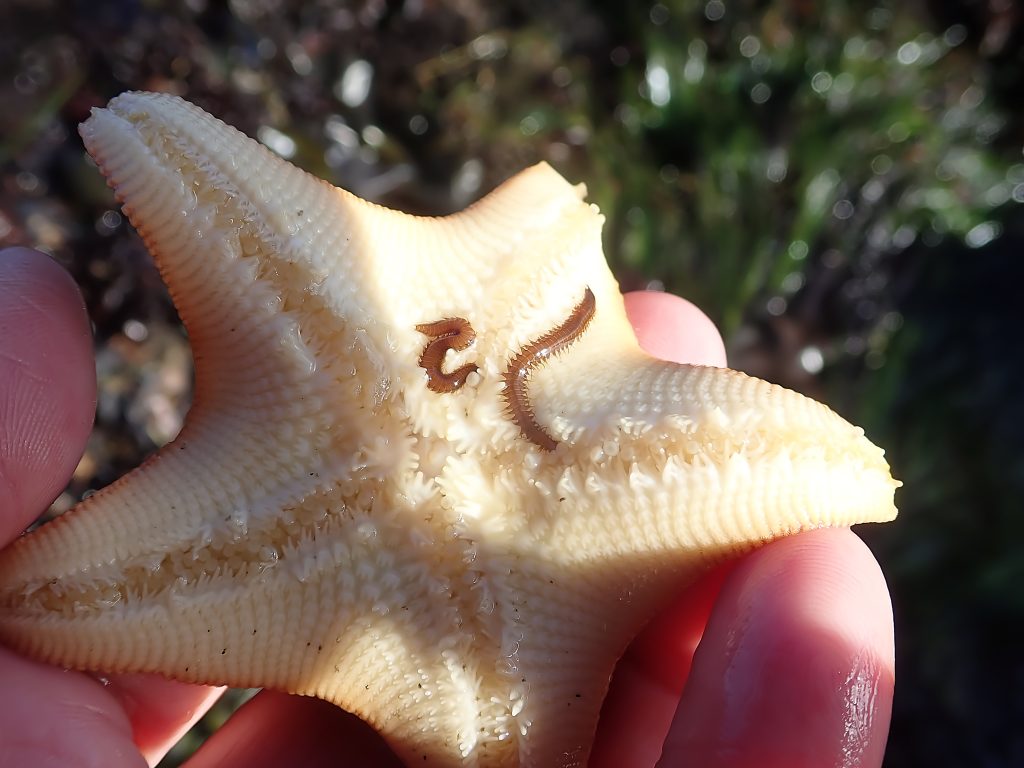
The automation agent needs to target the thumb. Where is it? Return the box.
[0,247,95,541]
[0,248,148,768]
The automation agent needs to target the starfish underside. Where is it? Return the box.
[0,93,898,767]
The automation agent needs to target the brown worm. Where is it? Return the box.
[502,287,596,451]
[415,317,479,393]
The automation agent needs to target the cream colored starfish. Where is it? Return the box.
[0,92,898,767]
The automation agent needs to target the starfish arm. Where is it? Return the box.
[0,99,367,610]
[529,353,899,561]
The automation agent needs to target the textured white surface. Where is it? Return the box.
[0,92,898,767]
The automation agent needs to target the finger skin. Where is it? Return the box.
[185,692,403,768]
[591,290,732,768]
[0,248,141,768]
[0,646,146,768]
[623,291,727,368]
[0,247,96,537]
[105,675,225,766]
[659,528,895,768]
[0,248,220,767]
[591,564,733,768]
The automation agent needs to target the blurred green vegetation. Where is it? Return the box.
[1,0,1022,765]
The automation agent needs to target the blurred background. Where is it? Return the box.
[1,0,1022,765]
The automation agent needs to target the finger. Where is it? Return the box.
[659,528,895,768]
[591,563,733,768]
[0,645,146,768]
[185,691,403,768]
[102,675,225,766]
[622,291,727,368]
[590,290,731,766]
[0,249,144,766]
[0,247,96,540]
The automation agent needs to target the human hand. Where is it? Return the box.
[0,247,893,767]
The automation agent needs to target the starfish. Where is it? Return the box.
[0,92,898,767]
